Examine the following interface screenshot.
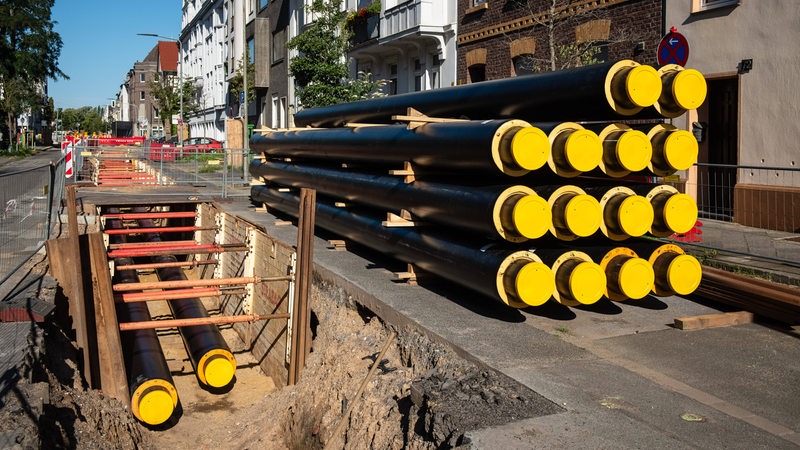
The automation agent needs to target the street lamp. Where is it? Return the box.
[137,33,182,146]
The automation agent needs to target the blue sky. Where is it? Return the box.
[49,0,182,110]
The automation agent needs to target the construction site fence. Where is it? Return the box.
[0,155,67,287]
[662,162,800,264]
[74,144,251,198]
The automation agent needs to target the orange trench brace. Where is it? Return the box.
[115,287,249,303]
[107,243,248,258]
[104,226,216,235]
[114,258,218,271]
[112,275,294,292]
[101,211,197,220]
[118,313,292,331]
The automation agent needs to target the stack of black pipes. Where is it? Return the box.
[250,60,706,309]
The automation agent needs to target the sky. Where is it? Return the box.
[48,0,182,110]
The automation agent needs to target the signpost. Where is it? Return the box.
[657,27,689,66]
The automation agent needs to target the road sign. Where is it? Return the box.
[240,91,245,103]
[658,27,689,66]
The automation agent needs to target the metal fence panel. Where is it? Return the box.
[0,157,65,287]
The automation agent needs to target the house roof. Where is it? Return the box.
[158,41,178,73]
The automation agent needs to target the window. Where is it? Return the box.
[468,64,486,83]
[388,63,398,95]
[692,0,739,12]
[260,0,268,10]
[272,28,286,63]
[247,38,255,64]
[271,95,279,129]
[140,91,146,101]
[512,54,535,76]
[473,0,486,5]
[140,73,146,82]
[413,58,423,92]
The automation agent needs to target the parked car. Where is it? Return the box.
[181,137,222,153]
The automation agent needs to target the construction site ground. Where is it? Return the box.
[1,161,799,448]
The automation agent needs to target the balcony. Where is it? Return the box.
[350,15,380,47]
[381,0,450,41]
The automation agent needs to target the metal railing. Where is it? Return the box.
[662,162,800,267]
[73,143,251,197]
[0,156,66,287]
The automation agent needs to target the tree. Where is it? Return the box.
[0,0,67,149]
[58,106,108,134]
[287,0,383,109]
[228,52,255,107]
[148,74,199,137]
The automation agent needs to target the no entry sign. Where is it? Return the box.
[658,27,689,66]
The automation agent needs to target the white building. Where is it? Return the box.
[181,0,228,142]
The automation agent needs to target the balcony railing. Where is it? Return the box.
[382,0,449,39]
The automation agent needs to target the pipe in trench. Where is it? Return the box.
[106,213,179,426]
[251,185,556,308]
[249,159,553,242]
[252,119,550,177]
[293,60,665,127]
[134,212,237,389]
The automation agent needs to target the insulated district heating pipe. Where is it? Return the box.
[136,214,237,389]
[627,241,703,297]
[250,159,552,242]
[293,60,666,127]
[251,185,557,308]
[252,119,551,177]
[106,213,179,426]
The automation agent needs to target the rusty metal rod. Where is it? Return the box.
[114,259,218,271]
[108,240,197,249]
[119,313,292,331]
[107,244,248,258]
[113,275,294,292]
[101,211,197,220]
[117,287,222,302]
[105,226,216,235]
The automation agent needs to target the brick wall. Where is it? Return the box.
[457,0,662,83]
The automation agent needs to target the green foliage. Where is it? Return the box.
[343,1,381,32]
[287,0,384,109]
[228,52,255,105]
[58,106,108,134]
[0,0,67,149]
[148,74,199,136]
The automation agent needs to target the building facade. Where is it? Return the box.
[181,0,228,142]
[665,0,800,231]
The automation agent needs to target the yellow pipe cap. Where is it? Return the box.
[564,129,603,172]
[512,195,551,239]
[511,127,550,170]
[615,130,652,172]
[625,65,662,107]
[132,381,177,426]
[617,258,655,299]
[663,130,699,171]
[515,261,555,307]
[666,254,702,295]
[663,193,699,234]
[672,69,707,110]
[617,195,655,237]
[564,194,602,237]
[568,262,606,305]
[201,352,237,388]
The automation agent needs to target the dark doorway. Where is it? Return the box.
[695,76,739,220]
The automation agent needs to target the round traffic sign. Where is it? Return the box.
[658,27,689,66]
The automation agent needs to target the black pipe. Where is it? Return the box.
[293,60,662,127]
[135,213,237,389]
[251,185,556,308]
[249,159,553,242]
[251,119,549,177]
[106,213,178,426]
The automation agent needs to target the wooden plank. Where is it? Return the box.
[67,185,92,387]
[674,311,755,331]
[290,188,315,385]
[87,233,128,402]
[45,238,76,301]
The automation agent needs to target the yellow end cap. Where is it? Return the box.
[511,127,550,170]
[615,130,652,172]
[617,196,655,237]
[663,193,699,234]
[138,387,175,426]
[667,254,702,295]
[564,129,602,172]
[626,65,662,107]
[564,194,602,237]
[202,353,236,388]
[672,69,707,110]
[512,195,552,239]
[617,258,655,299]
[663,130,699,171]
[568,262,606,305]
[515,262,555,307]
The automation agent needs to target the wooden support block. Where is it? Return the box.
[392,107,469,130]
[334,202,348,208]
[393,264,428,286]
[382,212,418,227]
[674,311,755,331]
[388,161,416,183]
[327,239,347,251]
[274,220,293,226]
[344,122,384,128]
[278,187,292,192]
